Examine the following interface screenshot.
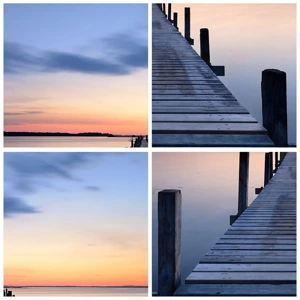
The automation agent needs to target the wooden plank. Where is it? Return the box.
[220,234,296,240]
[185,272,296,284]
[152,89,233,95]
[216,239,296,245]
[206,250,296,256]
[228,226,296,231]
[225,231,295,235]
[174,283,296,296]
[192,263,296,272]
[153,113,257,123]
[153,101,240,107]
[153,95,235,100]
[212,244,296,250]
[153,107,249,114]
[153,123,267,134]
[152,134,274,147]
[199,256,296,264]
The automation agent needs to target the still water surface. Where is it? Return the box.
[152,152,266,292]
[4,136,131,148]
[7,287,147,297]
[172,4,296,144]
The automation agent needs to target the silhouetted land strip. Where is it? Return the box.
[4,131,115,137]
[4,286,147,288]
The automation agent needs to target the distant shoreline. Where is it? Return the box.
[4,132,146,138]
[5,286,148,288]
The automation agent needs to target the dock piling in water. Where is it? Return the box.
[200,28,211,66]
[158,189,182,296]
[168,4,172,22]
[173,12,178,30]
[184,7,194,45]
[238,152,249,216]
[261,69,288,147]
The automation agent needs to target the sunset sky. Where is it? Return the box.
[4,4,148,135]
[4,153,148,286]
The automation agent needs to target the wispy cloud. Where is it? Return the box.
[4,33,147,75]
[5,111,44,116]
[85,185,101,192]
[4,195,40,218]
[4,153,101,218]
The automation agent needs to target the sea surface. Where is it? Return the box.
[172,4,296,145]
[152,152,267,292]
[4,136,131,148]
[6,287,148,297]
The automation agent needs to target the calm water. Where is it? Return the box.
[173,4,296,145]
[4,136,131,148]
[152,152,266,292]
[6,287,148,297]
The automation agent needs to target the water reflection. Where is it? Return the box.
[152,152,265,291]
[172,4,296,144]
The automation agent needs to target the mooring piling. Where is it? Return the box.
[158,189,182,296]
[184,7,194,45]
[237,152,249,217]
[168,4,172,22]
[173,12,178,30]
[261,69,288,147]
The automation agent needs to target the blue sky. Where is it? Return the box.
[4,4,148,134]
[4,152,148,285]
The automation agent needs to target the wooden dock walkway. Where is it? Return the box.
[174,152,296,296]
[152,5,274,147]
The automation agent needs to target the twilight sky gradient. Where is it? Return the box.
[4,153,148,286]
[4,4,148,135]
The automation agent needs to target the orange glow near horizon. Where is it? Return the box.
[4,67,148,135]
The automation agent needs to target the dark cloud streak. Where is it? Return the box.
[4,196,40,218]
[4,33,148,75]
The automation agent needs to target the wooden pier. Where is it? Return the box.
[172,152,296,296]
[152,4,275,147]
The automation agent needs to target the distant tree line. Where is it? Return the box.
[4,131,115,137]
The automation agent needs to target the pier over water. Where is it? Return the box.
[152,4,275,147]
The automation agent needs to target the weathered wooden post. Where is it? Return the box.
[264,152,272,186]
[261,69,288,147]
[158,190,182,296]
[238,152,249,216]
[274,152,279,172]
[184,7,194,45]
[173,12,178,30]
[200,28,211,66]
[162,4,166,16]
[269,152,273,180]
[168,4,172,22]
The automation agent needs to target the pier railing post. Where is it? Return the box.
[200,28,211,67]
[269,152,273,180]
[238,152,249,216]
[173,12,178,30]
[158,190,182,296]
[168,4,172,22]
[261,69,288,147]
[162,4,166,16]
[184,7,194,45]
[264,152,272,186]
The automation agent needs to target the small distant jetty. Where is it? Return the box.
[3,289,15,297]
[131,135,148,147]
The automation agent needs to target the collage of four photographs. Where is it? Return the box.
[3,2,297,297]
